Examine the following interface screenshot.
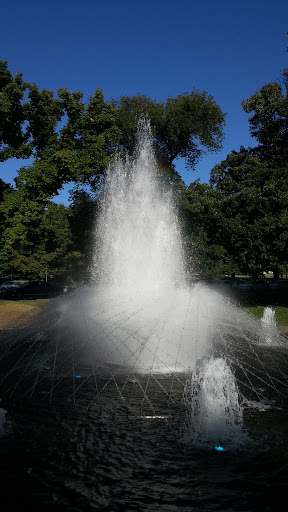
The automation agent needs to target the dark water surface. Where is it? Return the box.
[1,324,288,511]
[1,379,288,511]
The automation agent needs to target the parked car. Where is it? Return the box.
[0,281,23,299]
[16,281,61,299]
[0,280,68,300]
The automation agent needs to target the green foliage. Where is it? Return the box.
[112,94,164,156]
[114,91,225,171]
[160,91,225,168]
[0,185,73,278]
[0,61,120,279]
[6,58,287,284]
[182,65,288,280]
[210,148,288,277]
[178,179,234,280]
[0,60,228,281]
[14,88,119,198]
[242,74,288,165]
[57,88,120,190]
[24,84,62,155]
[0,60,32,161]
[0,178,12,202]
[68,187,98,260]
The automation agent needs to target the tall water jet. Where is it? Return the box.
[95,119,185,292]
[68,120,222,372]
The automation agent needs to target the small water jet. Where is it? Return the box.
[183,357,247,450]
[261,307,279,345]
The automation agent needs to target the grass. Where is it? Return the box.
[0,298,50,328]
[244,305,288,326]
[19,299,50,310]
[1,296,288,331]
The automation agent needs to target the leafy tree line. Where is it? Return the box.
[0,59,225,280]
[180,66,288,280]
[1,55,288,282]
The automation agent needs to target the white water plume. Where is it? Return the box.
[260,307,279,345]
[183,357,247,449]
[66,121,230,372]
[94,120,184,291]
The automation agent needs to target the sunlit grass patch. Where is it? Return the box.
[0,299,50,327]
[20,299,51,310]
[245,305,288,326]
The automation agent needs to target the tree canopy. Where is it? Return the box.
[0,60,226,280]
[1,56,287,282]
[0,60,31,161]
[114,91,226,171]
[242,71,288,165]
[206,66,288,278]
[210,149,288,277]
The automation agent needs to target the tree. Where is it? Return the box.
[0,178,12,203]
[0,179,13,276]
[242,70,288,166]
[56,87,119,190]
[0,188,77,278]
[24,84,63,157]
[0,60,32,161]
[0,61,227,281]
[0,62,120,279]
[114,91,226,172]
[210,149,288,278]
[0,186,45,276]
[68,187,99,267]
[178,179,233,280]
[15,88,120,199]
[238,67,288,277]
[0,61,63,162]
[0,61,120,198]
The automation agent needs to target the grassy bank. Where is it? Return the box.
[244,305,288,326]
[0,299,50,328]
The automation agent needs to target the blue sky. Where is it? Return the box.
[1,0,287,203]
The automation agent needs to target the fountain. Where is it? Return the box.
[2,121,288,510]
[0,121,288,450]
